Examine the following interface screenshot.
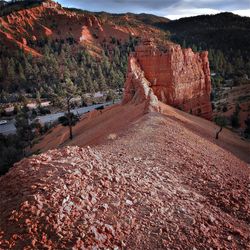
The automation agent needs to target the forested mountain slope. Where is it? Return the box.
[155,12,250,83]
[0,0,168,96]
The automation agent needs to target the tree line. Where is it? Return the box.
[0,36,137,102]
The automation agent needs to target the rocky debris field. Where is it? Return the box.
[0,113,250,249]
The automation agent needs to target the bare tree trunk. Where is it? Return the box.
[216,127,223,139]
[67,99,73,140]
[28,131,32,148]
[69,124,73,140]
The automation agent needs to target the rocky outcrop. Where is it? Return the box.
[123,40,212,119]
[123,56,160,113]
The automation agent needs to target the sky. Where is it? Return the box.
[57,0,250,19]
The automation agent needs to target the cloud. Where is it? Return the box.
[59,0,182,12]
[164,7,250,20]
[57,0,250,18]
[179,0,250,10]
[164,8,220,20]
[233,9,250,17]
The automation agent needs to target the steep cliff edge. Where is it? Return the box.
[123,40,212,119]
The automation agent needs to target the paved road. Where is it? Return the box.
[0,102,115,135]
[0,120,16,135]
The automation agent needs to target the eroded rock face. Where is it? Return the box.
[0,3,163,57]
[123,40,212,119]
[122,56,160,113]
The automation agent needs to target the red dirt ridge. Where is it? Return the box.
[0,109,250,249]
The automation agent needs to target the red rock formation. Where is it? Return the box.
[0,2,165,56]
[123,56,160,113]
[123,40,212,119]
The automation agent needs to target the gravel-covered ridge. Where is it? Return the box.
[0,113,249,249]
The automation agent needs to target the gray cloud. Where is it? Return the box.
[188,0,250,10]
[58,0,250,18]
[59,0,181,12]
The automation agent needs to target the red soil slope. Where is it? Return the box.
[0,101,250,249]
[32,101,250,164]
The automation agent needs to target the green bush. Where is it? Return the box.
[58,113,79,126]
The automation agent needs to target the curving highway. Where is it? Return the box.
[0,102,115,135]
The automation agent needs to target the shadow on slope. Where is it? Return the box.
[159,102,250,164]
[32,101,250,164]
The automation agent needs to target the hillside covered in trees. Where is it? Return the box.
[0,36,137,101]
[0,0,168,102]
[0,0,165,175]
[155,12,250,87]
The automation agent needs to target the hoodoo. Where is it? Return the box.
[123,39,212,119]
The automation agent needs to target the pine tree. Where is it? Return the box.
[18,63,26,82]
[214,116,227,139]
[103,58,110,74]
[192,44,197,52]
[41,66,49,79]
[7,59,15,81]
[182,40,186,48]
[92,80,99,92]
[36,91,41,104]
[24,57,33,77]
[79,78,87,93]
[0,62,3,81]
[57,78,79,140]
[97,65,107,91]
[231,104,240,128]
[86,72,93,92]
[15,108,33,149]
[0,90,8,103]
[33,64,40,75]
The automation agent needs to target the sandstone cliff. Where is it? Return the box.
[123,40,212,119]
[122,56,160,113]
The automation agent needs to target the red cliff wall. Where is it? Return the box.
[123,40,212,119]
